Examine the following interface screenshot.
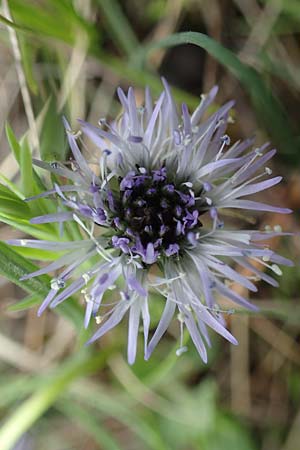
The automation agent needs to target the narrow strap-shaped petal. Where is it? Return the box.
[144,86,153,122]
[183,309,207,363]
[6,239,91,250]
[196,158,238,178]
[144,92,165,148]
[37,289,58,317]
[127,275,147,297]
[32,159,82,183]
[146,295,176,360]
[117,87,129,111]
[222,199,292,214]
[20,249,88,280]
[91,265,122,315]
[127,87,140,136]
[188,256,215,307]
[86,301,130,344]
[63,117,95,180]
[182,103,192,136]
[234,149,276,185]
[214,279,259,311]
[141,297,150,357]
[205,258,258,292]
[196,307,238,345]
[191,85,218,125]
[233,257,279,288]
[230,176,282,199]
[162,77,178,132]
[197,320,211,347]
[25,185,84,202]
[127,300,141,365]
[79,120,122,148]
[50,277,87,308]
[30,212,74,224]
[84,296,94,329]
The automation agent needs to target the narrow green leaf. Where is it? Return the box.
[18,34,38,95]
[69,382,169,450]
[20,138,34,197]
[0,241,53,296]
[0,174,25,199]
[40,96,68,162]
[0,199,30,218]
[9,0,97,48]
[0,184,30,217]
[5,122,21,163]
[9,245,65,261]
[0,213,58,241]
[57,400,121,450]
[7,293,41,312]
[96,0,139,57]
[0,242,83,327]
[0,351,107,450]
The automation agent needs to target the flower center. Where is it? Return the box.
[108,166,205,265]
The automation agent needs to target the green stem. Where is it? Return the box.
[0,351,106,450]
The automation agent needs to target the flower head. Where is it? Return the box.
[8,79,292,364]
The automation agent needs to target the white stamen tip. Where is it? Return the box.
[272,264,282,276]
[50,278,65,291]
[265,167,272,175]
[177,312,186,323]
[274,225,282,232]
[82,273,90,284]
[84,294,92,304]
[176,346,188,357]
[95,315,102,324]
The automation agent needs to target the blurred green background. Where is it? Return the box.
[0,1,299,449]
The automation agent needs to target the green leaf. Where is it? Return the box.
[0,241,53,296]
[5,122,21,163]
[0,173,25,199]
[57,400,121,450]
[18,33,39,95]
[0,184,30,217]
[0,213,58,241]
[20,138,34,197]
[132,31,297,162]
[96,0,139,57]
[69,382,169,450]
[9,0,95,47]
[7,293,41,312]
[201,414,257,450]
[0,350,107,450]
[40,96,68,162]
[9,245,65,261]
[0,242,83,327]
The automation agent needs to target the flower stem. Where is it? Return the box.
[0,350,106,450]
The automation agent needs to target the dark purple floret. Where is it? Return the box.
[106,166,206,264]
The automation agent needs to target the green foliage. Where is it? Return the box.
[39,96,68,162]
[0,241,83,328]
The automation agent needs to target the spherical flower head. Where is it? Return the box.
[9,78,293,364]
